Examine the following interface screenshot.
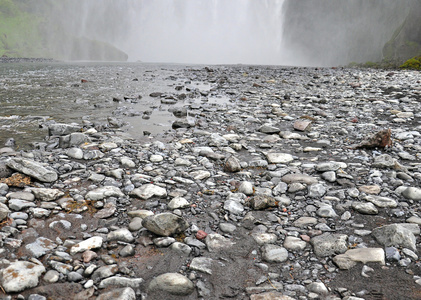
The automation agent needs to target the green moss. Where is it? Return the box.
[400,56,421,70]
[0,0,45,57]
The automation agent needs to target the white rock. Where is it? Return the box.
[168,197,190,210]
[85,186,124,201]
[1,261,46,293]
[266,153,294,164]
[130,184,167,200]
[70,236,103,255]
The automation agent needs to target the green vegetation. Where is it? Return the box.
[400,56,421,70]
[0,0,128,61]
[0,0,45,57]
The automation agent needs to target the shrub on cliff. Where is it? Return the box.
[400,56,421,70]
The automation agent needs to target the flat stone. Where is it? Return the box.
[189,257,213,275]
[250,292,296,300]
[283,236,307,251]
[149,273,194,296]
[293,217,318,227]
[259,124,280,134]
[352,202,378,214]
[282,174,318,184]
[262,244,289,262]
[94,202,117,219]
[85,186,124,201]
[293,119,312,131]
[311,233,348,257]
[25,237,57,258]
[59,132,90,148]
[8,199,37,211]
[99,277,144,289]
[224,199,244,215]
[358,185,381,194]
[333,248,385,270]
[1,261,46,293]
[130,184,167,200]
[70,236,103,255]
[315,161,347,172]
[372,154,396,168]
[31,188,64,201]
[364,195,397,208]
[6,191,35,201]
[96,287,136,300]
[48,123,81,136]
[266,153,294,164]
[6,158,58,183]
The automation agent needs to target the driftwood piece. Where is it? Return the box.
[351,129,392,149]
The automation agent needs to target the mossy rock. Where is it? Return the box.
[400,55,421,70]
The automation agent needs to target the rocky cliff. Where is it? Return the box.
[0,0,128,61]
[281,0,420,66]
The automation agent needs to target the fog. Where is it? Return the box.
[45,0,286,65]
[41,0,412,66]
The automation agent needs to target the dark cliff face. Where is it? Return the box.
[281,0,415,66]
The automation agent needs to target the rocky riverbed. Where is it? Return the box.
[0,64,421,300]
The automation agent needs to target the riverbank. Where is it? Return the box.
[0,65,420,299]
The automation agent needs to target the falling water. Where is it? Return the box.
[46,0,287,65]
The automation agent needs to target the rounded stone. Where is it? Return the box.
[149,273,195,296]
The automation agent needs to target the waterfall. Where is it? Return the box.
[45,0,287,64]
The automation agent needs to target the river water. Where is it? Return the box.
[0,61,226,149]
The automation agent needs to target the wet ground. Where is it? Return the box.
[0,60,229,149]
